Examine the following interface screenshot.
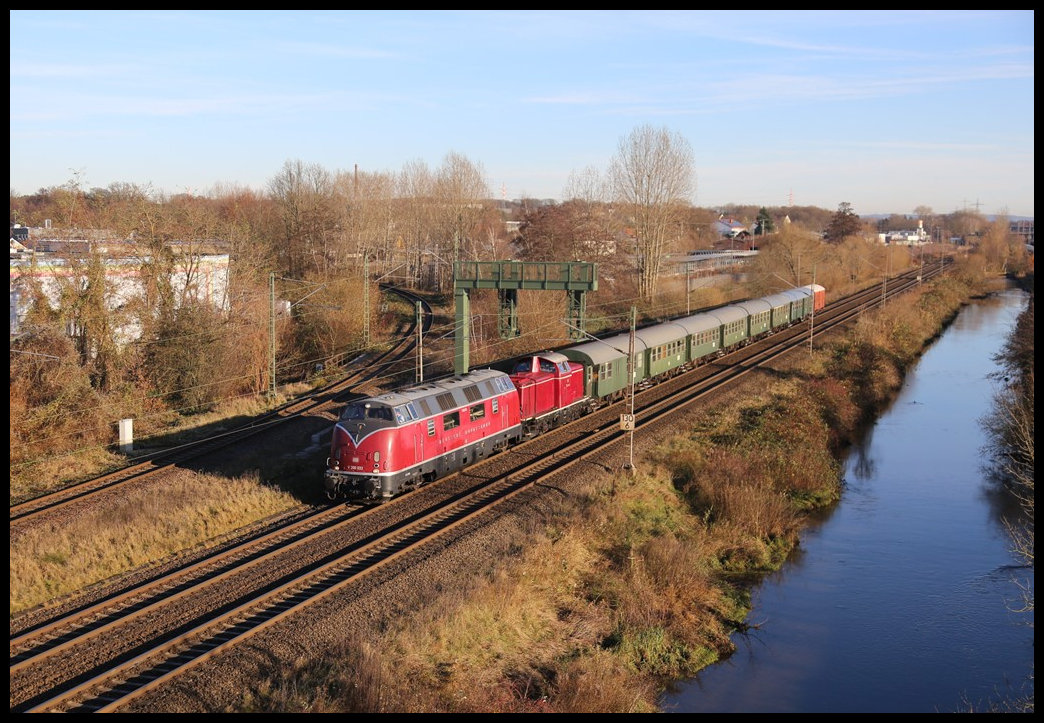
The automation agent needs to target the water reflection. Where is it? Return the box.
[849,423,876,481]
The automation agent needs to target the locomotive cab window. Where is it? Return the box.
[470,403,485,421]
[394,404,416,424]
[443,411,460,430]
[341,403,365,421]
[367,405,393,421]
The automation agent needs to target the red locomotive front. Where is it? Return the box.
[325,368,523,502]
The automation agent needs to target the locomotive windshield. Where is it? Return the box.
[340,403,395,422]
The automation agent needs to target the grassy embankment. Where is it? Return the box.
[9,387,311,617]
[236,261,1002,713]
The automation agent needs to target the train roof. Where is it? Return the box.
[365,367,514,413]
[532,350,571,365]
[778,288,810,303]
[561,334,638,365]
[706,305,748,324]
[635,322,688,347]
[734,298,772,315]
[760,290,799,308]
[673,312,722,334]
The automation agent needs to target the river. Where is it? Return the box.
[660,284,1034,713]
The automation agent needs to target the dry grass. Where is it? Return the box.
[9,383,312,504]
[237,634,387,713]
[10,470,298,616]
[380,513,612,712]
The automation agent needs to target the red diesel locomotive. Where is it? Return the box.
[324,352,592,502]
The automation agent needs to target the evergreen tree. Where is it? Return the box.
[825,202,862,242]
[755,207,775,235]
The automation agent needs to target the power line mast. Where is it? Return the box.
[416,300,424,383]
[363,256,370,347]
[269,271,276,398]
[626,306,636,473]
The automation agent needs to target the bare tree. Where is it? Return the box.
[397,160,439,288]
[564,165,609,204]
[268,160,339,278]
[561,166,624,261]
[981,298,1034,620]
[608,125,696,301]
[431,152,491,289]
[748,224,831,295]
[335,166,397,276]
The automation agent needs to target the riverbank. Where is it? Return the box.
[235,264,1010,712]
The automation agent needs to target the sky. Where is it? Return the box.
[9,10,1035,218]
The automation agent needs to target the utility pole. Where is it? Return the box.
[269,271,276,398]
[881,247,888,309]
[416,300,424,383]
[686,262,691,315]
[627,306,636,473]
[809,265,816,355]
[363,256,370,347]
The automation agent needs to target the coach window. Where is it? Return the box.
[470,403,485,421]
[443,411,460,430]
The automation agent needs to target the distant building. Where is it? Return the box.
[10,224,29,243]
[713,216,750,239]
[878,220,929,245]
[669,249,758,277]
[1009,219,1033,246]
[10,253,230,340]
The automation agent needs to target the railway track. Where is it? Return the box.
[10,261,947,713]
[9,286,433,527]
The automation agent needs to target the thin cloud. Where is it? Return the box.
[10,62,133,79]
[274,41,401,60]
